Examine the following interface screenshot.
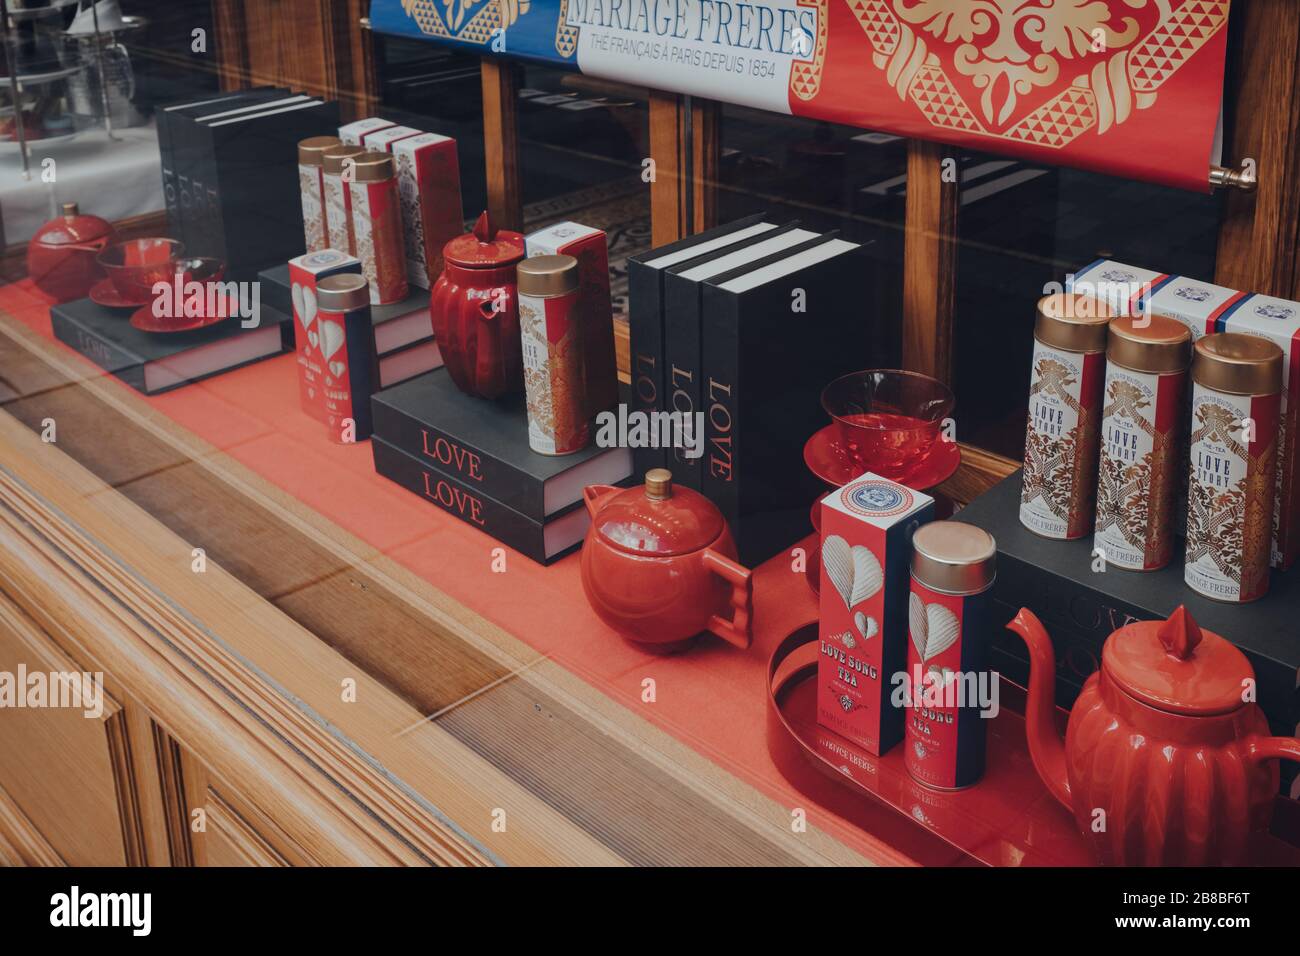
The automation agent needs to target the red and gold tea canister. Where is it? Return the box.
[1020,292,1115,540]
[297,136,340,254]
[518,254,588,455]
[1093,314,1192,571]
[315,273,378,445]
[904,521,997,791]
[322,144,365,256]
[1185,333,1283,603]
[347,151,409,306]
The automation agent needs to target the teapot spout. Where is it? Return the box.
[582,485,619,518]
[1006,608,1071,809]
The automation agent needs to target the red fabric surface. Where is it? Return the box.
[0,279,1002,864]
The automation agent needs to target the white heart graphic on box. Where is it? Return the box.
[821,535,854,611]
[319,319,345,360]
[292,283,306,328]
[854,612,878,641]
[329,360,346,378]
[308,330,318,349]
[909,594,961,663]
[301,286,317,326]
[849,546,883,607]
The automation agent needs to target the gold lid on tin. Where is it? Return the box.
[517,254,579,298]
[644,468,672,500]
[1192,332,1283,396]
[316,273,369,312]
[1033,293,1115,354]
[350,150,395,182]
[298,135,341,166]
[1106,314,1192,374]
[911,521,997,595]
[322,144,365,175]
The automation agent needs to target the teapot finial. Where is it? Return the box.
[1157,605,1202,660]
[472,210,496,244]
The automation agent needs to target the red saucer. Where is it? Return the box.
[90,278,149,310]
[130,297,237,334]
[803,423,961,493]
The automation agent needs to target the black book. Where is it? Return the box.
[371,367,632,523]
[259,264,434,358]
[49,298,292,395]
[372,438,590,565]
[959,471,1300,792]
[160,88,289,252]
[660,223,818,490]
[625,215,776,478]
[699,233,870,566]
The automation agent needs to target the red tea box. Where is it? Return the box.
[288,249,362,421]
[818,472,934,755]
[338,117,395,147]
[391,132,462,290]
[524,221,617,418]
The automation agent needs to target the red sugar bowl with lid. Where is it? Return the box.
[429,210,525,400]
[580,469,753,654]
[1007,604,1300,865]
[26,202,116,303]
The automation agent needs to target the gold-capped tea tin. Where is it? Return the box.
[298,136,341,254]
[346,151,408,305]
[1020,293,1115,540]
[1184,332,1283,603]
[518,253,587,455]
[321,144,366,255]
[1093,315,1191,572]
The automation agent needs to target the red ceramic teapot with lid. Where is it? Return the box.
[580,469,753,653]
[430,210,525,400]
[1007,605,1300,865]
[27,201,116,303]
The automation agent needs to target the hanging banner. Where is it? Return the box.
[371,0,1232,192]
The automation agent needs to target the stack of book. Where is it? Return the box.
[257,263,441,390]
[628,216,872,565]
[371,369,633,564]
[157,88,339,279]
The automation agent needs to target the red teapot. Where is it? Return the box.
[1007,605,1300,865]
[580,469,753,653]
[27,202,115,303]
[429,210,524,400]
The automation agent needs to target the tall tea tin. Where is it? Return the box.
[316,273,378,445]
[297,136,340,255]
[347,151,409,306]
[518,254,588,455]
[1021,292,1115,539]
[322,144,365,256]
[904,521,997,791]
[1093,314,1191,571]
[1185,333,1283,603]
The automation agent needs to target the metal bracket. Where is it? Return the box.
[1210,164,1257,192]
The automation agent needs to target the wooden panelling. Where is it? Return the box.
[0,781,63,867]
[902,140,960,385]
[0,592,129,866]
[648,91,686,247]
[1214,0,1300,298]
[482,59,523,232]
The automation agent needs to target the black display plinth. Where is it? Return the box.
[960,472,1300,756]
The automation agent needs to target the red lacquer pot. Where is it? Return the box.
[429,210,524,400]
[580,469,753,654]
[26,202,115,303]
[1008,605,1300,865]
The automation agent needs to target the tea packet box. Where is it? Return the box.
[338,117,395,146]
[1146,277,1300,570]
[1069,258,1170,317]
[524,221,618,418]
[287,249,363,421]
[391,132,462,290]
[818,472,934,755]
[362,124,422,152]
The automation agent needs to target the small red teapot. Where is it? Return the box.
[1008,605,1300,865]
[27,202,115,302]
[429,210,524,400]
[580,469,753,653]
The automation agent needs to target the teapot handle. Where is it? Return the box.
[702,548,752,650]
[1245,735,1300,768]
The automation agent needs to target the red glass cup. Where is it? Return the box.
[820,369,955,481]
[97,237,185,304]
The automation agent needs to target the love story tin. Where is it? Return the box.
[904,521,997,791]
[818,472,934,756]
[297,135,340,255]
[518,254,588,455]
[1093,314,1192,571]
[1184,332,1283,603]
[347,151,409,305]
[321,144,365,256]
[1020,292,1116,540]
